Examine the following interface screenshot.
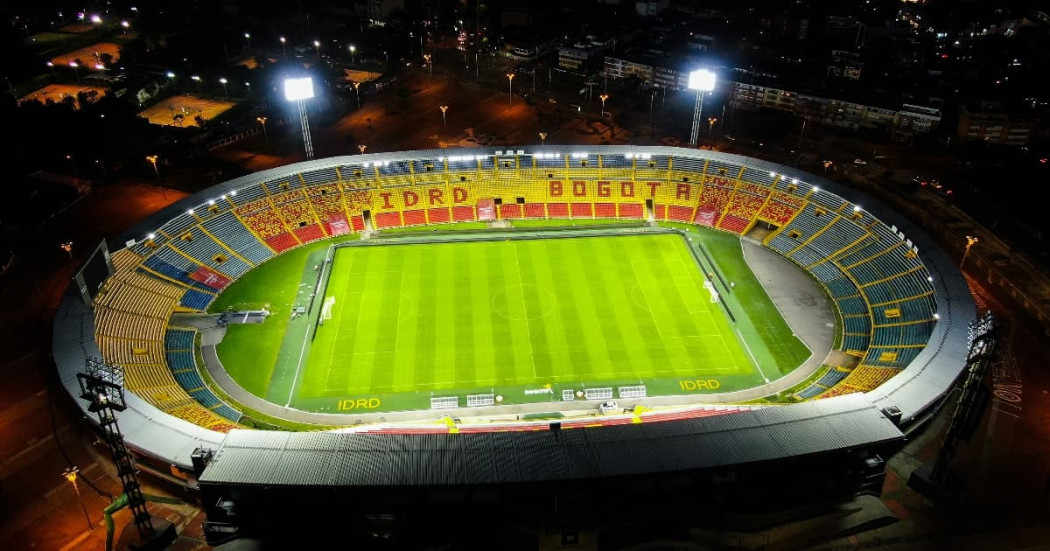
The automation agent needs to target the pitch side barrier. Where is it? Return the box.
[331,224,667,250]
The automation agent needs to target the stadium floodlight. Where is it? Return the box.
[285,77,316,160]
[284,77,315,101]
[687,69,716,147]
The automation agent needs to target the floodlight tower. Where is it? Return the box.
[687,69,716,147]
[285,77,316,160]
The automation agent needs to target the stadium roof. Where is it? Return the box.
[199,393,902,488]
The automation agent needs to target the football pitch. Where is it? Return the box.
[212,227,811,413]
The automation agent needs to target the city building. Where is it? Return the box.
[635,0,670,17]
[365,0,403,19]
[603,52,693,91]
[558,34,617,71]
[895,104,943,140]
[503,36,559,62]
[957,107,1038,147]
[827,50,863,81]
[730,81,940,136]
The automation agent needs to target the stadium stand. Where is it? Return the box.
[91,253,241,431]
[164,327,242,423]
[87,148,947,426]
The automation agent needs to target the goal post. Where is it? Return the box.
[320,297,335,322]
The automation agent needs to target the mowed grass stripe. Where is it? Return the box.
[432,245,459,387]
[587,238,646,378]
[346,246,385,393]
[320,253,354,392]
[503,243,537,383]
[565,240,616,376]
[412,247,439,390]
[529,241,575,382]
[452,246,476,387]
[296,234,766,400]
[608,245,670,376]
[518,243,552,384]
[670,240,753,376]
[547,241,593,379]
[485,246,513,385]
[469,244,498,387]
[297,248,347,396]
[391,248,420,391]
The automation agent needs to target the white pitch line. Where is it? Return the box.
[510,243,537,378]
[735,327,769,383]
[288,246,340,405]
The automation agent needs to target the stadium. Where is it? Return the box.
[54,145,976,546]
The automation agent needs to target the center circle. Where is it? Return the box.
[491,284,558,321]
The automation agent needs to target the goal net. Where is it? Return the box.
[320,296,336,322]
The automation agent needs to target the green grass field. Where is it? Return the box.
[212,226,811,414]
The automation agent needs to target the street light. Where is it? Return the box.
[961,235,979,269]
[506,73,515,106]
[539,132,547,146]
[219,77,228,97]
[62,466,93,531]
[708,117,718,135]
[46,61,54,76]
[313,40,321,58]
[65,154,77,174]
[121,20,129,34]
[349,44,356,65]
[358,144,367,154]
[280,36,287,57]
[822,160,833,175]
[353,81,361,108]
[285,77,316,159]
[257,116,267,139]
[69,61,80,83]
[599,94,609,118]
[243,32,251,52]
[687,69,716,146]
[191,75,201,95]
[146,155,159,178]
[60,241,73,259]
[424,53,432,87]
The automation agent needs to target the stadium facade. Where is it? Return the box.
[53,146,975,546]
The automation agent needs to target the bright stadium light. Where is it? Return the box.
[285,77,316,160]
[688,69,716,92]
[284,77,315,101]
[687,69,716,147]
